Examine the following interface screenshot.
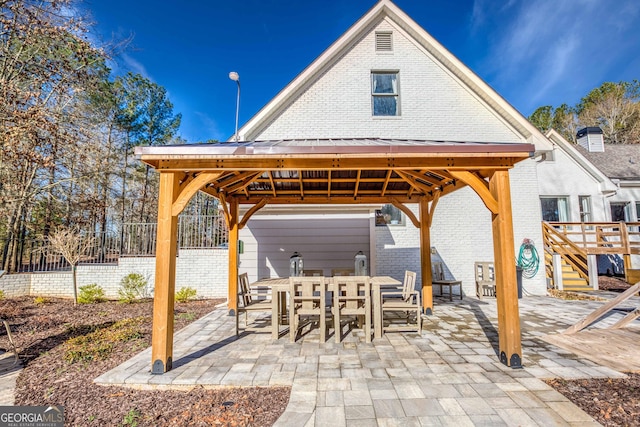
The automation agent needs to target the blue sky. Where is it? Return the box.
[86,0,640,143]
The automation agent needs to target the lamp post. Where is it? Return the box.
[229,71,240,141]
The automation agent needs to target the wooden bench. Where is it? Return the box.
[475,262,496,299]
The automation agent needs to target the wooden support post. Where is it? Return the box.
[489,170,522,368]
[419,198,433,315]
[623,254,632,283]
[552,254,563,291]
[151,172,180,374]
[227,199,239,316]
[587,254,599,290]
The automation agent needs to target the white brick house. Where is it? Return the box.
[235,0,552,295]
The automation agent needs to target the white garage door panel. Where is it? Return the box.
[240,217,370,281]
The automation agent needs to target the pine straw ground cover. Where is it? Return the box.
[0,297,289,426]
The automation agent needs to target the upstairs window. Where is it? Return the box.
[371,72,399,116]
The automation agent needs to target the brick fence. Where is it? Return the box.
[0,248,229,300]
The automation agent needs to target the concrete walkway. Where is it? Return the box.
[0,351,21,405]
[95,294,640,426]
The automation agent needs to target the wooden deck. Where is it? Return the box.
[542,328,640,372]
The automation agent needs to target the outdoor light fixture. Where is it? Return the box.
[229,71,240,142]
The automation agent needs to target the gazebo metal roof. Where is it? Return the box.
[137,139,534,206]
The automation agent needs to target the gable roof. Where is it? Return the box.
[236,0,552,152]
[545,129,617,193]
[575,144,640,181]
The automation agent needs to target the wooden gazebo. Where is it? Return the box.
[136,138,533,373]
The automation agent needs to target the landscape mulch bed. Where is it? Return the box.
[0,297,289,426]
[546,374,640,427]
[544,275,640,426]
[2,281,640,426]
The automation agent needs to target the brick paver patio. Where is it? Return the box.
[95,294,640,426]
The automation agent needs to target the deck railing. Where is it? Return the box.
[544,222,640,255]
[542,221,640,283]
[542,223,589,280]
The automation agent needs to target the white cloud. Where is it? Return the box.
[475,0,640,114]
[121,53,152,80]
[193,111,225,142]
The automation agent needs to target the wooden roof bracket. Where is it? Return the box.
[171,172,223,217]
[218,190,233,227]
[428,190,441,228]
[390,198,420,228]
[238,198,270,229]
[448,170,498,214]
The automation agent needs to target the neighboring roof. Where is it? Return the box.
[236,0,553,152]
[545,130,617,193]
[575,144,640,181]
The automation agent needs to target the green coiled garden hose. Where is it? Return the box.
[517,238,540,279]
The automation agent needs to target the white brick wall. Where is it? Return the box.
[375,162,547,296]
[0,273,31,297]
[239,213,370,283]
[251,19,521,144]
[245,19,547,295]
[0,249,229,299]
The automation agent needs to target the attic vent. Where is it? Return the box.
[375,32,393,52]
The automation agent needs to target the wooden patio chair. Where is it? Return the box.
[381,270,421,333]
[302,269,324,277]
[289,276,328,342]
[331,268,355,276]
[236,272,273,336]
[332,276,371,343]
[432,262,463,301]
[475,262,496,299]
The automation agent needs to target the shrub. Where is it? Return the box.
[0,289,5,300]
[175,287,197,303]
[78,284,105,304]
[118,273,148,303]
[33,296,49,305]
[122,408,141,427]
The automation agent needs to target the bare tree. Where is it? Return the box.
[577,81,640,144]
[0,0,107,270]
[47,227,95,305]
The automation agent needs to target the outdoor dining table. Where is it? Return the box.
[251,276,402,340]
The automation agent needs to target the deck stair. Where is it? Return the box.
[544,251,591,291]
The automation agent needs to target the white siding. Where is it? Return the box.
[537,146,610,222]
[239,213,370,282]
[251,19,521,144]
